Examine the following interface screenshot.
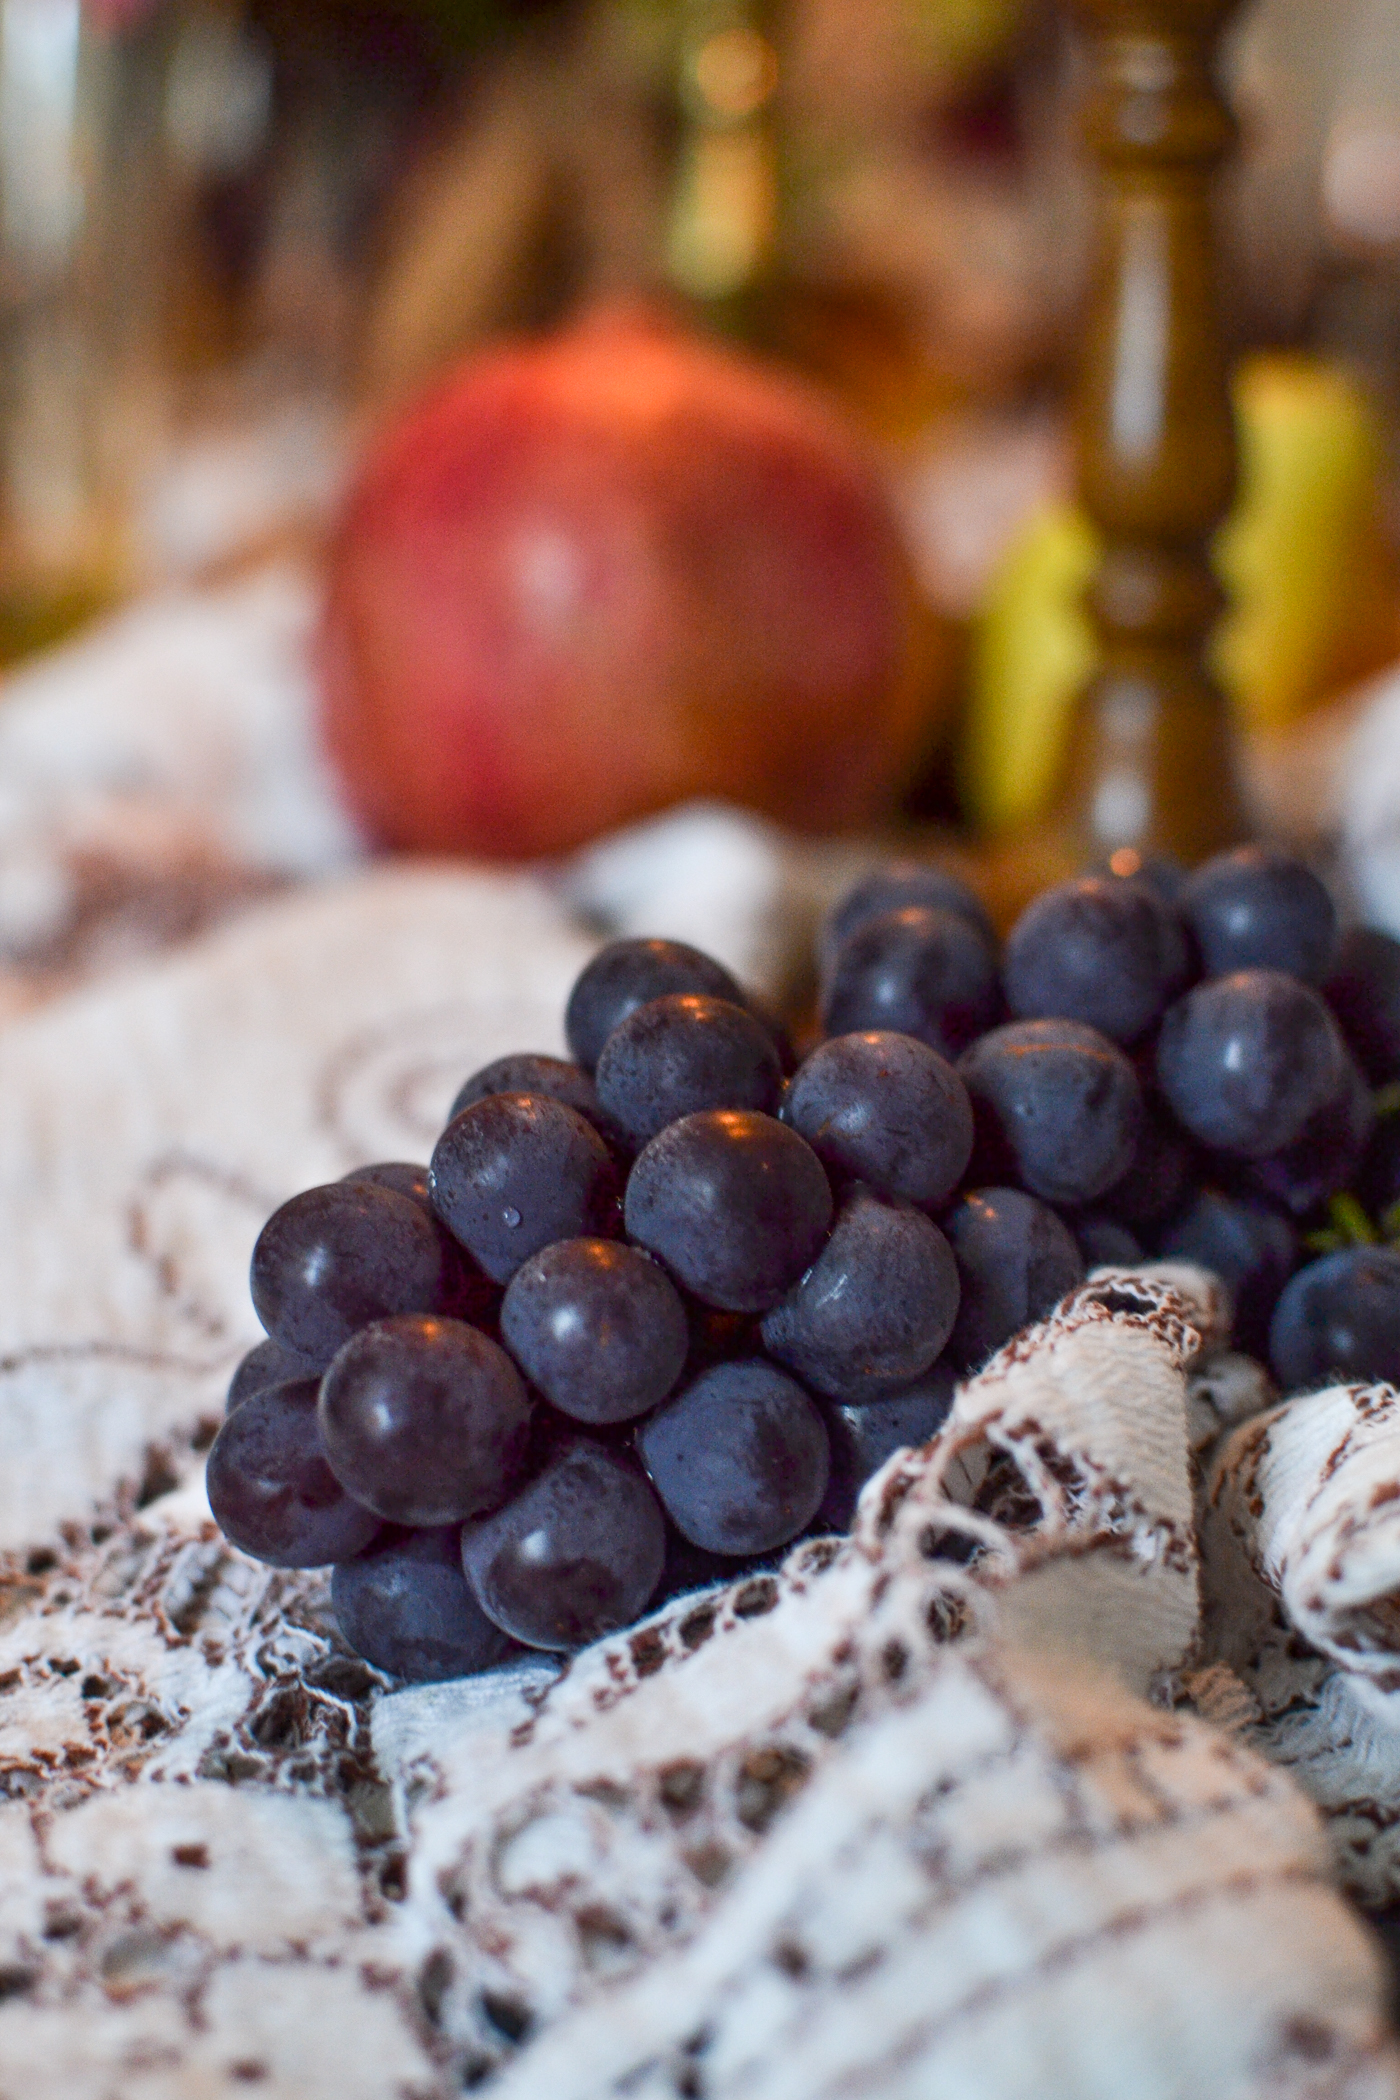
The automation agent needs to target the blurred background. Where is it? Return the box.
[6,0,1400,845]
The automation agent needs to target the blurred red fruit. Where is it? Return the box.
[318,309,929,859]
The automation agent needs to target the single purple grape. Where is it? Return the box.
[225,1337,315,1415]
[817,1362,957,1530]
[429,1092,619,1286]
[958,1019,1142,1205]
[636,1359,830,1556]
[206,1381,380,1567]
[1156,970,1347,1158]
[946,1187,1086,1372]
[461,1439,667,1650]
[819,861,995,978]
[594,994,782,1148]
[566,939,745,1071]
[781,1031,973,1209]
[1003,875,1190,1045]
[760,1186,960,1403]
[625,1110,833,1313]
[331,1525,510,1682]
[821,905,1001,1061]
[447,1053,624,1150]
[250,1182,450,1367]
[500,1237,688,1424]
[318,1314,532,1525]
[1181,845,1337,985]
[1270,1245,1400,1391]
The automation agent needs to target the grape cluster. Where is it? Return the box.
[208,852,1400,1686]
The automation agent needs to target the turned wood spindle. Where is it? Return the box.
[1058,0,1248,866]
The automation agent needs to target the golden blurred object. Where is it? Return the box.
[963,353,1400,836]
[665,2,780,304]
[666,2,780,305]
[962,501,1097,835]
[0,579,121,671]
[1213,354,1400,734]
[904,0,1028,77]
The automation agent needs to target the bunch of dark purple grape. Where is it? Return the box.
[207,843,1400,1684]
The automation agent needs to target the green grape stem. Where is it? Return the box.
[1328,1193,1378,1247]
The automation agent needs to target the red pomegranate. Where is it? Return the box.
[319,308,928,859]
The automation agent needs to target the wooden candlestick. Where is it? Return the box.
[1057,0,1248,865]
